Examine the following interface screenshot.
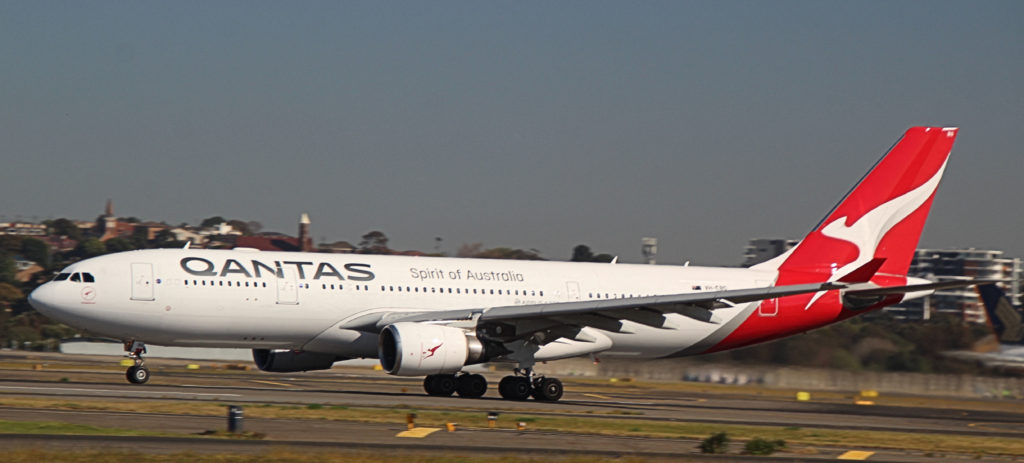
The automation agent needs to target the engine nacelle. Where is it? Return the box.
[378,322,486,376]
[252,349,340,372]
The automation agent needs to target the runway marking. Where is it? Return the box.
[583,393,613,400]
[0,385,241,398]
[396,427,440,438]
[250,380,295,388]
[837,450,875,460]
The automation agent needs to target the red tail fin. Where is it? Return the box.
[763,127,959,283]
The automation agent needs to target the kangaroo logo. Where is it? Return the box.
[423,343,443,360]
[804,159,948,310]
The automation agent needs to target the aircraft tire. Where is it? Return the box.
[531,377,563,401]
[126,366,150,384]
[455,374,487,398]
[425,374,456,396]
[498,376,531,401]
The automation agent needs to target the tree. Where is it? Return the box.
[104,238,134,253]
[571,245,594,262]
[73,238,106,259]
[0,283,24,309]
[51,218,82,240]
[153,229,183,248]
[20,238,50,269]
[358,231,391,254]
[571,244,614,263]
[246,221,262,234]
[0,252,15,284]
[457,243,544,260]
[0,236,22,253]
[129,227,149,249]
[200,216,227,228]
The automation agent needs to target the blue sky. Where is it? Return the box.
[1,1,1021,264]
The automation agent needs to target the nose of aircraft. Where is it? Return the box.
[28,283,60,317]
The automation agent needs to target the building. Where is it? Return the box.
[742,238,798,267]
[0,222,47,236]
[233,213,314,252]
[886,249,1023,323]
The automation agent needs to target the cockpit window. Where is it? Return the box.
[82,273,95,283]
[70,273,81,282]
[54,273,71,281]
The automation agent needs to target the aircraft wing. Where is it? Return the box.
[351,282,844,336]
[344,278,994,341]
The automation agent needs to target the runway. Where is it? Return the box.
[1,351,1023,462]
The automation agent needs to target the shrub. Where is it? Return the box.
[743,437,786,455]
[699,432,730,454]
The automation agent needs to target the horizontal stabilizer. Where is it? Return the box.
[837,258,886,283]
[844,279,1000,297]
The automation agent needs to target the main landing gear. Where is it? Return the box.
[124,340,150,384]
[498,368,563,402]
[422,368,563,401]
[423,373,488,398]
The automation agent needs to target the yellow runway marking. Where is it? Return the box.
[396,427,440,438]
[250,380,294,388]
[837,450,875,460]
[583,393,613,400]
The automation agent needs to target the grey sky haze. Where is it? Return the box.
[1,1,1021,265]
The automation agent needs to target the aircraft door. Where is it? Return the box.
[131,263,155,301]
[566,281,581,301]
[276,267,299,305]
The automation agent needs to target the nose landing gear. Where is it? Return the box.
[124,340,150,384]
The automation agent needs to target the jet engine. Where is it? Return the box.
[252,349,341,372]
[378,322,488,376]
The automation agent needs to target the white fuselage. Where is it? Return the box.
[30,248,777,360]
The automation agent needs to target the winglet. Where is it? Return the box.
[837,257,886,283]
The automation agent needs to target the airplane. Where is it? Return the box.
[29,126,987,402]
[944,284,1024,368]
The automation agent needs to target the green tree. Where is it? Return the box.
[571,245,594,262]
[571,244,614,263]
[0,282,23,309]
[50,218,82,241]
[129,227,149,249]
[358,231,391,254]
[73,238,107,259]
[20,238,50,269]
[104,237,134,253]
[0,252,15,283]
[0,236,22,253]
[153,229,184,248]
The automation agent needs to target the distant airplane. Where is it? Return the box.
[978,284,1024,344]
[29,127,987,402]
[947,284,1024,368]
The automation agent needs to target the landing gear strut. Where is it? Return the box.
[498,368,563,402]
[423,373,488,398]
[124,340,150,384]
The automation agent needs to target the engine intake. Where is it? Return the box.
[378,322,488,376]
[252,349,341,372]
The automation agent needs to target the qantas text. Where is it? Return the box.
[180,257,375,281]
